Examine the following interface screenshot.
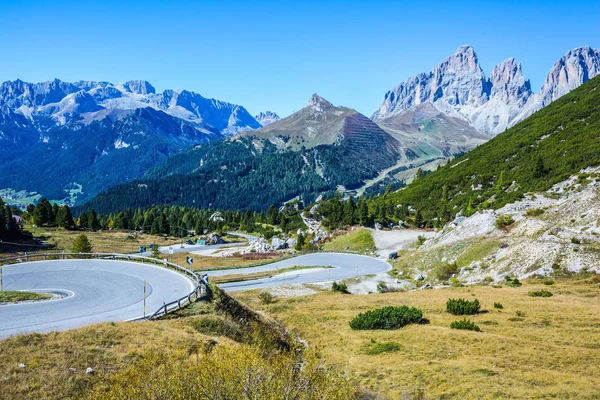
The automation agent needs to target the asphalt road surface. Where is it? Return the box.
[210,252,391,291]
[0,259,193,339]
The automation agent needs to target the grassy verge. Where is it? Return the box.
[0,287,356,399]
[213,265,333,284]
[7,224,184,256]
[322,228,375,253]
[233,275,600,399]
[0,291,51,303]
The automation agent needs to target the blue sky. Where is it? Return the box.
[1,0,599,117]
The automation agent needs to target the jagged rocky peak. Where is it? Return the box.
[123,80,156,95]
[254,111,280,126]
[489,58,532,103]
[539,46,600,105]
[307,93,334,110]
[372,45,490,122]
[430,44,488,106]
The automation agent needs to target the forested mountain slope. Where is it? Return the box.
[82,96,401,214]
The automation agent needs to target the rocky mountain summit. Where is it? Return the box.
[373,45,600,136]
[0,78,261,135]
[254,111,280,126]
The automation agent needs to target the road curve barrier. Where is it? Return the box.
[0,252,211,320]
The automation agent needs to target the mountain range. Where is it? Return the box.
[373,45,600,136]
[0,80,265,204]
[1,45,599,210]
[83,94,403,213]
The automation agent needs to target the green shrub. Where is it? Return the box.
[571,237,581,244]
[450,319,481,332]
[525,208,545,217]
[258,291,275,304]
[516,310,526,317]
[434,262,459,281]
[493,302,503,309]
[528,290,553,297]
[331,281,348,293]
[495,215,515,230]
[505,276,522,287]
[363,341,402,355]
[349,306,423,330]
[543,279,555,285]
[446,298,480,315]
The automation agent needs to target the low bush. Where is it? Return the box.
[258,291,275,304]
[349,306,423,330]
[525,208,545,217]
[332,281,348,293]
[528,290,553,297]
[493,302,503,309]
[505,277,522,287]
[495,215,515,230]
[446,298,480,315]
[571,237,581,244]
[450,319,481,332]
[363,341,403,355]
[434,262,459,281]
[543,279,555,285]
[376,282,402,293]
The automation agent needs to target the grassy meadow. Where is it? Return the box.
[234,275,600,399]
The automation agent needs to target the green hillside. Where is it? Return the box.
[364,75,600,224]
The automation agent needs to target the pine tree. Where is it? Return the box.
[73,233,93,253]
[79,212,89,229]
[33,198,52,226]
[414,210,423,228]
[51,203,59,224]
[0,198,7,240]
[6,206,20,240]
[88,209,100,231]
[266,205,279,225]
[56,205,75,229]
[343,197,356,226]
[357,197,369,226]
[533,157,545,178]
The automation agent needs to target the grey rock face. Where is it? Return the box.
[254,111,280,126]
[373,45,599,136]
[540,46,600,105]
[489,58,532,104]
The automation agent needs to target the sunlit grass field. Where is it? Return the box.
[234,275,600,399]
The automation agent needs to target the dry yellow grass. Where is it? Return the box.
[6,225,183,256]
[233,277,600,399]
[0,318,210,399]
[167,252,285,271]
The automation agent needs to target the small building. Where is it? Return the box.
[12,215,24,229]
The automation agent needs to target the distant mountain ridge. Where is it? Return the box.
[373,45,600,136]
[254,111,280,126]
[82,94,403,213]
[0,78,261,135]
[0,79,263,204]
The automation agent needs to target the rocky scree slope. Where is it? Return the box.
[401,167,600,286]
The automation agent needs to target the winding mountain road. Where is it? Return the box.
[210,253,391,291]
[0,246,389,338]
[0,259,193,339]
